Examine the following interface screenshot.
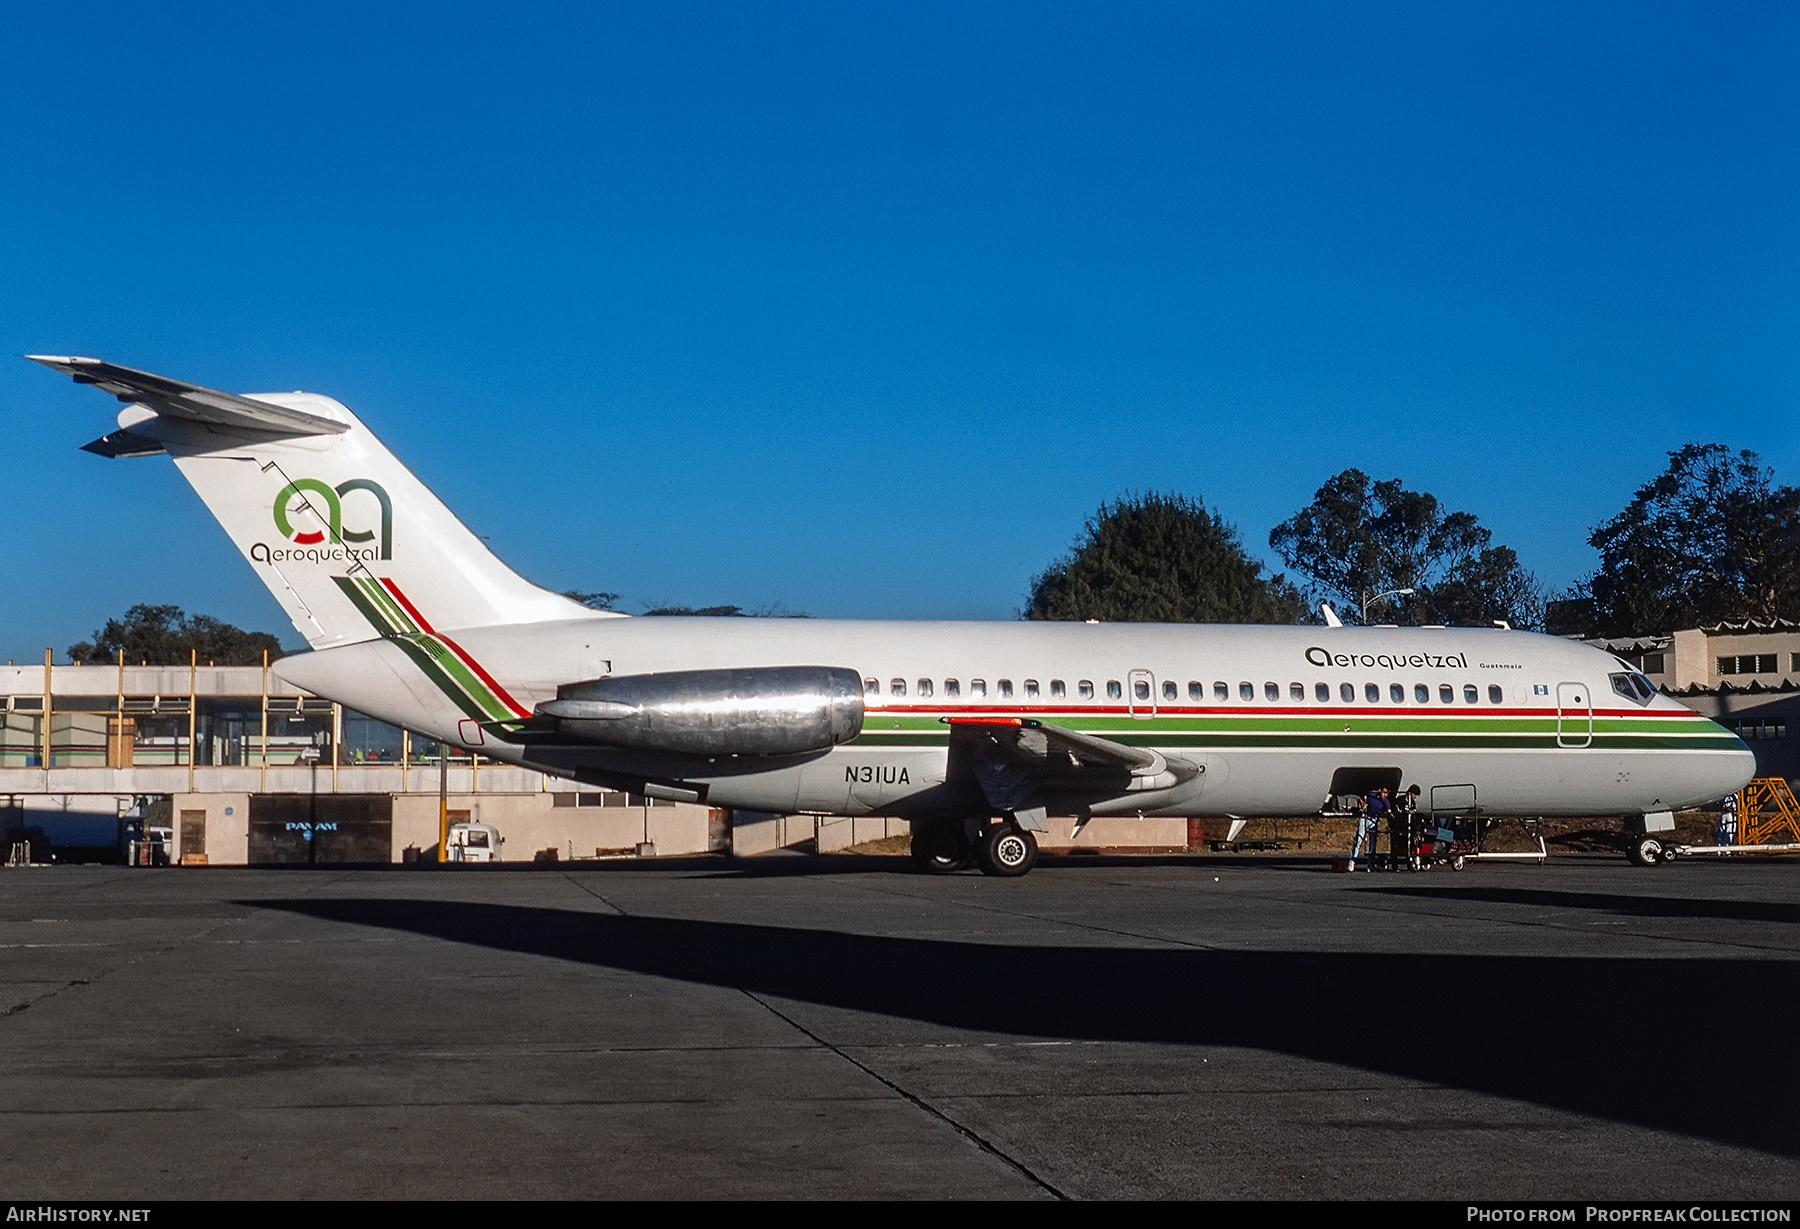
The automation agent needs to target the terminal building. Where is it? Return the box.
[0,654,946,865]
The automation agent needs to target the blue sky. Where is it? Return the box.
[3,1,1796,659]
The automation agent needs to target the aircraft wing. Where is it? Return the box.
[942,716,1197,831]
[29,354,350,451]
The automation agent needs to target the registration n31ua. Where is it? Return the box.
[33,356,1755,876]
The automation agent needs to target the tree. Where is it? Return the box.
[68,604,285,666]
[563,590,621,611]
[1268,470,1543,628]
[1581,443,1800,636]
[1025,493,1308,624]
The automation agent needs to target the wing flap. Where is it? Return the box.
[942,716,1199,825]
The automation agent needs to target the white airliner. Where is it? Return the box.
[33,356,1754,874]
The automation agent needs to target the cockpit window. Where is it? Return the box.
[1609,672,1655,704]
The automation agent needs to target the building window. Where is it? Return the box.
[1719,655,1778,675]
[1642,653,1665,674]
[1733,717,1788,740]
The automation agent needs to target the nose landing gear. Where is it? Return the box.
[1626,833,1672,867]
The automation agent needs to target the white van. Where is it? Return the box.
[447,822,504,863]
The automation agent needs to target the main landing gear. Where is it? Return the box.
[911,821,1040,877]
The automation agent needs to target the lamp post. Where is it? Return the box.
[300,744,320,865]
[1361,587,1415,624]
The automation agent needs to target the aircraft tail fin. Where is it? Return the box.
[33,356,606,650]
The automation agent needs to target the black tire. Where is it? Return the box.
[910,824,970,873]
[1626,833,1666,867]
[977,825,1039,877]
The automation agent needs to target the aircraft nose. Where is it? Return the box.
[1688,723,1757,806]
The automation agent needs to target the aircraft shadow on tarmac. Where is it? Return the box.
[1357,884,1800,926]
[247,897,1798,1158]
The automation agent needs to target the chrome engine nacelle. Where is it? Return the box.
[535,665,865,756]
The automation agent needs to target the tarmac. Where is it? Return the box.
[1,850,1796,1200]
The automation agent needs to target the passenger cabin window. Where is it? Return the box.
[891,679,906,697]
[1239,682,1254,701]
[1134,679,1151,701]
[1079,680,1094,699]
[1289,682,1304,700]
[1389,684,1404,703]
[864,678,879,696]
[1024,679,1040,698]
[1189,681,1203,700]
[1050,680,1065,698]
[1264,681,1279,701]
[1488,685,1503,704]
[998,679,1014,698]
[1414,683,1429,703]
[1464,684,1478,703]
[1316,682,1330,702]
[1214,681,1229,701]
[945,679,960,697]
[1439,684,1453,703]
[1366,683,1380,703]
[1163,680,1177,701]
[917,679,933,698]
[1109,680,1123,699]
[1341,682,1355,702]
[971,679,987,697]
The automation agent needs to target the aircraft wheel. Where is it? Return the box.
[1626,834,1666,868]
[1451,855,1466,872]
[911,825,970,873]
[977,825,1039,878]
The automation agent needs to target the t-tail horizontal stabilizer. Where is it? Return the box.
[28,355,351,451]
[33,354,599,651]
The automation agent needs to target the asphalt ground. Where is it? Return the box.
[0,851,1796,1201]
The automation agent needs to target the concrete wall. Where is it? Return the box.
[159,791,717,864]
[170,792,251,864]
[766,813,1191,856]
[391,793,714,862]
